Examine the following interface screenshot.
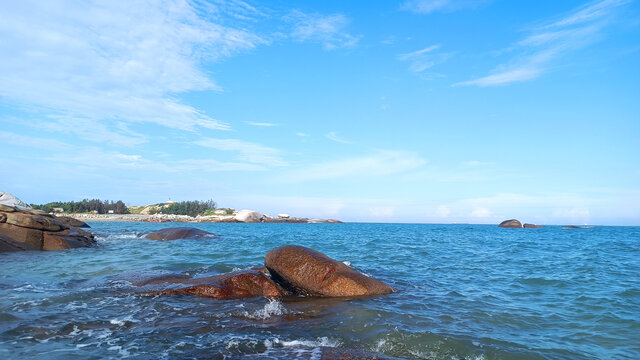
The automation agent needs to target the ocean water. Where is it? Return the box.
[0,223,638,359]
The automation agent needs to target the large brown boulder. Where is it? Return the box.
[55,216,90,228]
[144,227,216,241]
[146,270,283,299]
[0,202,95,252]
[265,245,393,297]
[498,219,523,228]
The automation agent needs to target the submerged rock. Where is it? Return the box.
[265,245,393,297]
[146,270,284,299]
[498,219,523,228]
[0,193,95,252]
[144,227,216,241]
[523,223,543,228]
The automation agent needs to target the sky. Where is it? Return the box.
[1,0,639,225]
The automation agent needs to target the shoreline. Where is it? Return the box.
[65,213,342,224]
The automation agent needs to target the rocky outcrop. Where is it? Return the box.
[498,219,523,228]
[144,227,216,241]
[145,270,284,299]
[523,223,543,228]
[234,209,263,223]
[55,216,90,228]
[0,193,95,252]
[265,245,393,297]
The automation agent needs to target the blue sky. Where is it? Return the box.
[1,0,639,225]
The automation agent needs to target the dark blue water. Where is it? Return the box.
[1,223,639,359]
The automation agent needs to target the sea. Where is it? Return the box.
[0,223,638,359]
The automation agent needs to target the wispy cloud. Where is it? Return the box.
[455,0,630,86]
[278,150,426,182]
[325,132,352,144]
[0,131,74,151]
[195,138,288,167]
[400,0,491,14]
[398,45,452,73]
[245,121,279,127]
[296,132,309,137]
[287,10,360,50]
[0,1,263,143]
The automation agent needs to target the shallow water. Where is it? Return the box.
[1,223,639,359]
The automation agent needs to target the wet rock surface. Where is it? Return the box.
[144,227,217,241]
[265,245,393,297]
[144,270,285,299]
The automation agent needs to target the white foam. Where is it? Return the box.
[342,261,351,266]
[273,336,340,348]
[241,299,286,320]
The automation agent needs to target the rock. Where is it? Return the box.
[0,223,44,248]
[146,270,283,299]
[4,212,64,231]
[523,223,543,228]
[55,216,90,228]
[144,227,216,241]
[235,210,263,223]
[0,234,37,252]
[0,201,95,252]
[265,245,393,297]
[0,204,16,212]
[498,219,522,228]
[277,213,290,218]
[0,192,32,210]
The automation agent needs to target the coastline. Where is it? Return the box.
[65,213,342,224]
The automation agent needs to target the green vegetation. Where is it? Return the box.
[202,208,234,216]
[150,200,217,217]
[31,199,129,214]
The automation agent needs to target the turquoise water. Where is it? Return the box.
[1,223,639,359]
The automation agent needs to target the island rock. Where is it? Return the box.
[498,219,523,228]
[145,227,216,241]
[265,245,393,297]
[235,210,263,223]
[146,270,283,299]
[523,223,543,228]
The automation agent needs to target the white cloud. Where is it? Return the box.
[397,45,452,73]
[436,205,451,217]
[470,207,492,218]
[325,132,352,144]
[195,138,288,167]
[455,0,629,86]
[0,0,263,143]
[0,131,74,151]
[296,132,309,137]
[288,10,359,50]
[401,0,490,14]
[278,150,427,183]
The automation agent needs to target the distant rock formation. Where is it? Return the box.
[145,227,216,241]
[265,245,393,297]
[0,192,95,252]
[523,223,543,228]
[498,219,523,228]
[234,209,264,223]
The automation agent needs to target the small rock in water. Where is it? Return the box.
[144,227,216,241]
[498,219,523,228]
[145,270,284,300]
